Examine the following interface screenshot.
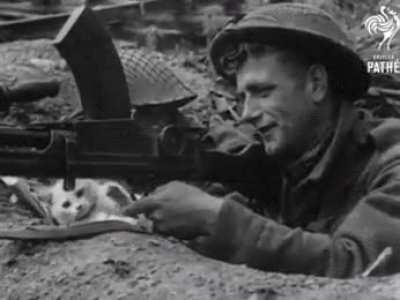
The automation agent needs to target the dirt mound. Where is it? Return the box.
[0,228,399,300]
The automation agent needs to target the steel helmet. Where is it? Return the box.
[209,3,370,101]
[119,49,196,108]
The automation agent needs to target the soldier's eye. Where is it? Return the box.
[75,189,84,198]
[62,200,71,208]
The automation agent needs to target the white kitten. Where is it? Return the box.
[42,179,137,226]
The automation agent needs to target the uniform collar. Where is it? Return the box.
[285,101,367,186]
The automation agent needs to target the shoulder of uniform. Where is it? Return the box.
[369,118,400,152]
[365,118,400,171]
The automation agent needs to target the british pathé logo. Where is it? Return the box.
[366,54,400,74]
[364,5,400,74]
[364,5,400,51]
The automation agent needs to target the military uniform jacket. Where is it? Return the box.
[193,102,400,278]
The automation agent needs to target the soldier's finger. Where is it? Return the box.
[152,221,167,235]
[153,181,173,194]
[186,235,210,252]
[148,210,163,222]
[122,196,159,216]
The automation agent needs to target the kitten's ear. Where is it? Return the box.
[82,180,97,194]
[106,183,134,206]
[79,180,98,200]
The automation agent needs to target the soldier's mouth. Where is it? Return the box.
[257,122,278,135]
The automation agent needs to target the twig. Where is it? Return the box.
[0,206,33,216]
[9,180,52,224]
[377,87,400,97]
[361,247,393,277]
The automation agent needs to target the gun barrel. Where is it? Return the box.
[0,79,60,110]
[0,121,204,183]
[0,127,50,148]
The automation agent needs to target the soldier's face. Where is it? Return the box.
[236,51,320,161]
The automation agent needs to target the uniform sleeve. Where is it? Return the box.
[191,152,400,278]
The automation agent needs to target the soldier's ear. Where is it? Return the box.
[306,64,328,104]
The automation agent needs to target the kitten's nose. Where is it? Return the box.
[76,204,83,211]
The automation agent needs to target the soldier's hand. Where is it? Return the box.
[123,181,224,240]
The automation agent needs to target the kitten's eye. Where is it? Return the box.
[75,188,84,198]
[62,200,71,208]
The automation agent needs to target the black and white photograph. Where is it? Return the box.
[0,0,400,299]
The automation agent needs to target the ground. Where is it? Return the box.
[0,36,400,300]
[1,230,400,300]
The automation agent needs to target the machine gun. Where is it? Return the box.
[0,6,209,190]
[0,118,205,188]
[0,6,202,239]
[0,5,269,240]
[0,6,266,188]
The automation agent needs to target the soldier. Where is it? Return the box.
[124,3,400,278]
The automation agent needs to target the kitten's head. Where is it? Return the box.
[46,180,98,225]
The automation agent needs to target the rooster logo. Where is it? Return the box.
[364,6,400,51]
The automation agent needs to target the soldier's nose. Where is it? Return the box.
[240,108,277,131]
[240,98,264,124]
[240,110,262,124]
